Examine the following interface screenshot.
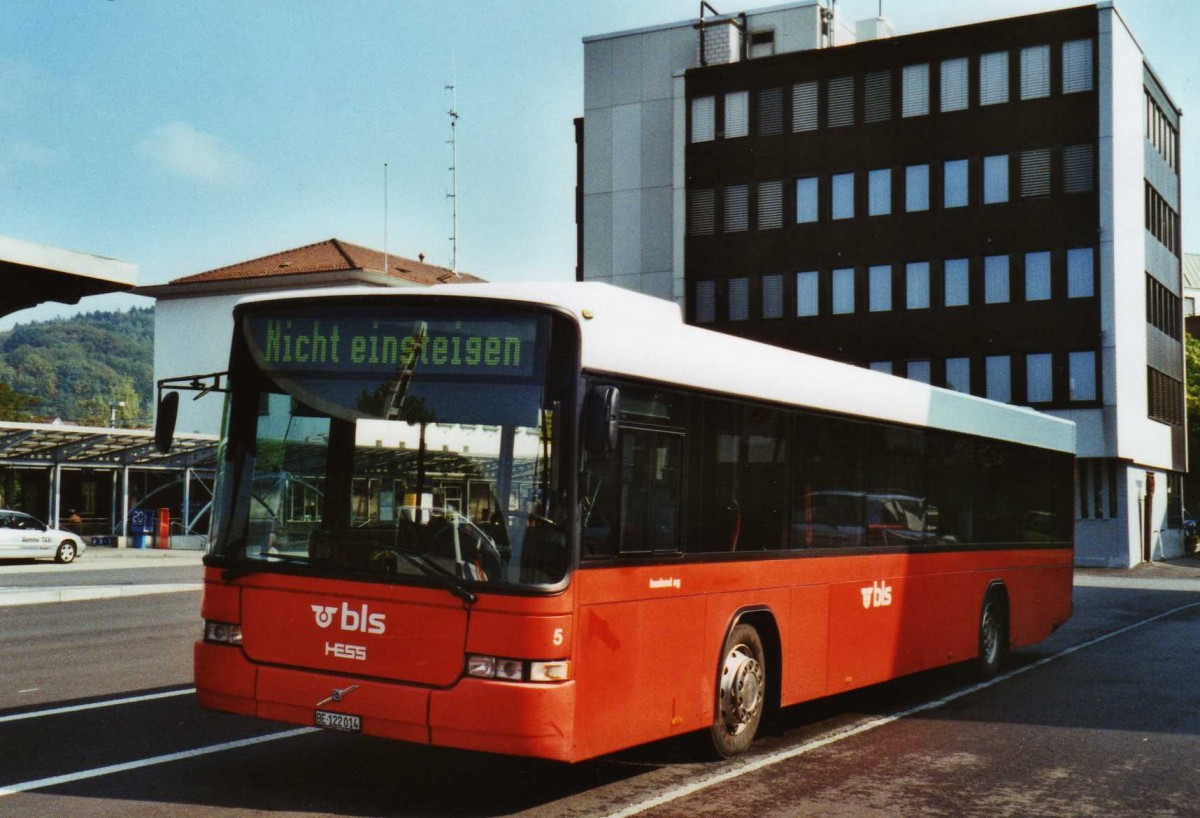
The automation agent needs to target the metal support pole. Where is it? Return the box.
[50,464,61,528]
[183,467,193,533]
[121,466,131,542]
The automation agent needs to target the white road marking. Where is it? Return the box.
[16,689,38,695]
[602,601,1200,818]
[0,728,318,798]
[0,688,195,723]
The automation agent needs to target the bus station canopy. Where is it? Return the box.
[0,235,137,317]
[0,421,217,470]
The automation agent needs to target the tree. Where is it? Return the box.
[0,382,38,421]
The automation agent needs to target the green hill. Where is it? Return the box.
[0,307,154,426]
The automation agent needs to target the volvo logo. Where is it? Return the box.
[316,684,359,707]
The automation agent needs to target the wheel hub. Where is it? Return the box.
[719,644,764,733]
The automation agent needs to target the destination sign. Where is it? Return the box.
[245,314,539,378]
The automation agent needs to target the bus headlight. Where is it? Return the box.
[466,655,570,683]
[204,620,244,646]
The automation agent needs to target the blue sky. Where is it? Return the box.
[1,0,1195,329]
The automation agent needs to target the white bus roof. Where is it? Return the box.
[236,282,1076,455]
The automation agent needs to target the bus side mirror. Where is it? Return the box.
[155,391,180,454]
[583,386,620,457]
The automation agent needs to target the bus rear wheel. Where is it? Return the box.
[976,590,1007,678]
[709,623,766,758]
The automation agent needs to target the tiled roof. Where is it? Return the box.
[1183,253,1200,291]
[168,238,482,287]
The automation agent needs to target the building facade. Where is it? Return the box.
[578,2,1185,567]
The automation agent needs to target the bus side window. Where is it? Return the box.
[617,428,683,554]
[582,386,685,558]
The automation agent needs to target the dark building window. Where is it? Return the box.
[868,168,891,216]
[943,159,969,208]
[1148,367,1183,425]
[984,254,1010,304]
[983,154,1009,203]
[1144,89,1178,171]
[901,64,930,117]
[827,76,855,127]
[1025,251,1051,301]
[1069,351,1097,401]
[986,355,1012,403]
[757,87,783,136]
[905,164,930,211]
[1063,39,1095,94]
[945,357,970,393]
[1146,274,1181,340]
[906,262,931,309]
[725,91,749,138]
[796,177,819,223]
[796,270,819,316]
[1145,182,1179,256]
[832,267,856,314]
[940,58,968,111]
[694,280,715,323]
[689,188,715,235]
[1026,353,1053,403]
[728,277,750,321]
[725,185,749,232]
[792,81,818,132]
[980,51,1009,105]
[831,172,855,219]
[1020,149,1051,197]
[1019,45,1051,100]
[691,96,715,143]
[944,258,969,306]
[864,70,892,122]
[869,265,892,312]
[1066,247,1094,298]
[761,274,784,319]
[758,181,783,230]
[1062,143,1095,193]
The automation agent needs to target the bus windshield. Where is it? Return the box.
[212,301,576,591]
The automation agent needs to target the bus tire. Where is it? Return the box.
[55,540,77,564]
[710,622,766,759]
[976,589,1007,678]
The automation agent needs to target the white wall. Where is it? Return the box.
[1100,6,1177,473]
[153,294,245,435]
[581,3,822,304]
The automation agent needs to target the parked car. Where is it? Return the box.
[0,511,87,564]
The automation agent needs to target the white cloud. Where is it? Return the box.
[138,121,253,186]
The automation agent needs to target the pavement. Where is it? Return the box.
[0,545,204,607]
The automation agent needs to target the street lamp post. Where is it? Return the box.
[109,400,126,429]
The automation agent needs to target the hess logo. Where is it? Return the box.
[310,602,387,635]
[860,581,893,609]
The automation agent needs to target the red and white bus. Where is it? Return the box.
[177,282,1074,762]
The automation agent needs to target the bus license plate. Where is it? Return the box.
[315,711,361,732]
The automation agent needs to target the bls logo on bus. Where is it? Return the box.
[311,602,387,635]
[861,581,893,609]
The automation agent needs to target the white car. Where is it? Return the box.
[0,511,87,564]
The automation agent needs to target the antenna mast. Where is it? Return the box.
[446,66,459,275]
[383,162,389,276]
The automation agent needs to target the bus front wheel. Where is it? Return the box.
[709,623,766,758]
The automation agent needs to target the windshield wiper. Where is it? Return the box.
[220,553,311,582]
[394,549,477,606]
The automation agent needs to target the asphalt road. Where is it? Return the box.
[0,583,1197,817]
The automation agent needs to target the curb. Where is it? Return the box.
[0,583,202,607]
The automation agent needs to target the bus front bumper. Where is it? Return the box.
[194,641,578,760]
